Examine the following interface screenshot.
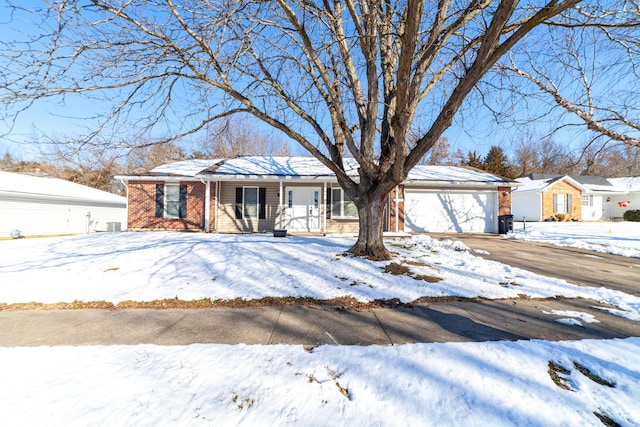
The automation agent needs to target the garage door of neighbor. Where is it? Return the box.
[404,190,497,233]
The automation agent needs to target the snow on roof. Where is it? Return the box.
[513,177,553,192]
[138,157,510,184]
[516,175,638,194]
[214,156,359,177]
[609,176,640,192]
[514,175,594,193]
[0,171,126,205]
[407,165,508,183]
[150,159,223,176]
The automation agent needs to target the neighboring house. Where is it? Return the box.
[608,177,640,218]
[0,171,127,238]
[512,174,638,221]
[118,156,515,234]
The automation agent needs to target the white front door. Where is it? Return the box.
[285,187,321,232]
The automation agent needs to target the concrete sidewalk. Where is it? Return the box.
[1,297,638,347]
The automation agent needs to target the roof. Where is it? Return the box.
[515,175,586,193]
[609,177,640,192]
[0,171,126,205]
[406,165,509,183]
[132,156,512,185]
[517,174,640,194]
[150,159,223,176]
[148,156,360,178]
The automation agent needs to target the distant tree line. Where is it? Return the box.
[1,117,290,195]
[2,128,639,195]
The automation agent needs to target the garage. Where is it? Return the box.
[404,189,497,233]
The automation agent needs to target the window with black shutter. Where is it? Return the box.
[235,187,267,219]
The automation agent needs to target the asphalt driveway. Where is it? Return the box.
[432,233,640,296]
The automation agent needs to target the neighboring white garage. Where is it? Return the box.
[404,189,498,233]
[0,171,127,238]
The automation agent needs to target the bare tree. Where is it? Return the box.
[575,138,640,177]
[1,0,636,258]
[198,116,290,158]
[409,136,455,166]
[511,137,580,176]
[494,5,640,148]
[126,141,189,173]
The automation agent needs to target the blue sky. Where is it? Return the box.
[0,1,599,163]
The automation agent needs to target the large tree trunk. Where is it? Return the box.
[348,186,392,260]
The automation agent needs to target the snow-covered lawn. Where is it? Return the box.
[2,229,639,426]
[2,338,639,426]
[508,221,640,258]
[1,232,639,319]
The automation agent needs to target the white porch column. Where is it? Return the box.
[204,180,211,232]
[279,181,283,229]
[323,181,327,234]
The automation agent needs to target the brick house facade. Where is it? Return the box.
[120,157,515,234]
[128,180,215,231]
[541,180,582,221]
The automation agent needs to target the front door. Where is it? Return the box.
[285,187,321,232]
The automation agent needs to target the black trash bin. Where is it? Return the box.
[498,214,514,234]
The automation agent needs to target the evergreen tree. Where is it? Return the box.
[483,146,515,178]
[463,151,485,169]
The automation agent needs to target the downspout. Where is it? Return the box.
[279,181,283,229]
[202,179,211,232]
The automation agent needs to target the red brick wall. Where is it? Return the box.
[127,180,210,230]
[389,185,405,232]
[498,186,512,216]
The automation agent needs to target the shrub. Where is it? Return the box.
[623,209,640,222]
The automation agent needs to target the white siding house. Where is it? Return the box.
[511,190,544,222]
[0,171,127,238]
[513,174,639,222]
[608,177,640,219]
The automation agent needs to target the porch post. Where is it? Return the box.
[216,181,221,231]
[279,181,283,229]
[204,180,211,232]
[323,181,327,234]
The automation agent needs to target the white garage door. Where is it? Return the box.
[404,189,497,233]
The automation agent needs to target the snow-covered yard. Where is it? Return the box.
[1,231,639,317]
[1,225,639,426]
[508,220,640,258]
[2,339,638,426]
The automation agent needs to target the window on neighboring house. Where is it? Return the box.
[328,187,357,219]
[582,195,593,207]
[235,187,266,219]
[155,183,187,219]
[553,193,572,214]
